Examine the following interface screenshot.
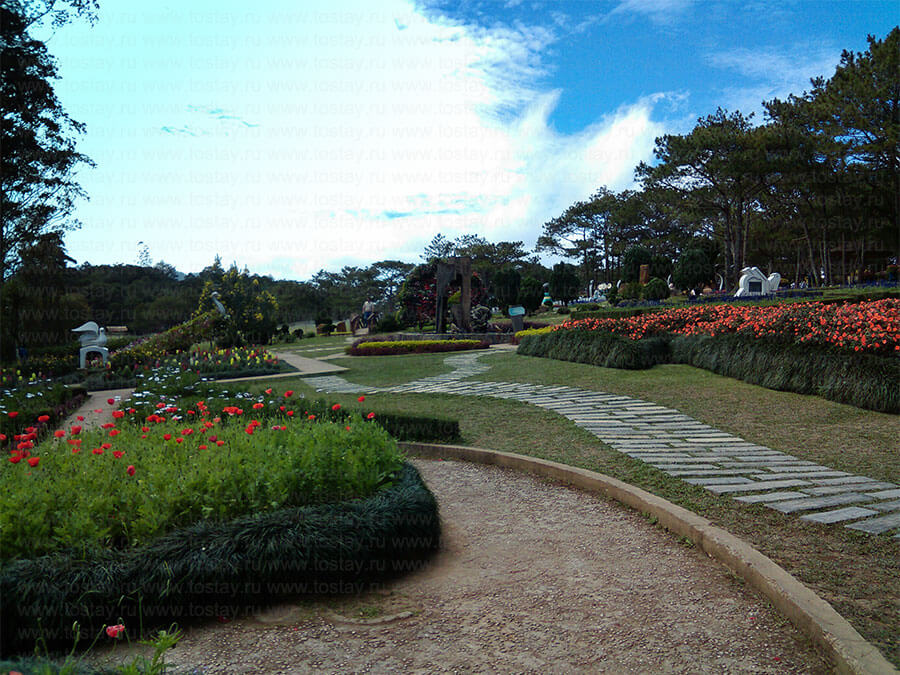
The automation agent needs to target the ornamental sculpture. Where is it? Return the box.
[72,321,109,369]
[734,267,781,297]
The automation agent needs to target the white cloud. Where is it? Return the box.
[56,0,666,279]
[608,0,695,24]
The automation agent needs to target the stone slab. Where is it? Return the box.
[805,483,897,496]
[810,476,887,486]
[706,479,811,494]
[667,469,767,477]
[766,493,872,514]
[762,471,851,480]
[870,500,900,512]
[735,491,809,504]
[864,488,900,499]
[685,477,755,486]
[800,507,879,524]
[845,512,900,534]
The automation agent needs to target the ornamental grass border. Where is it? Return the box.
[0,462,441,657]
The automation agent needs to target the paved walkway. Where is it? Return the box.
[305,350,900,538]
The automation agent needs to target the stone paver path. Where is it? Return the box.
[305,349,900,538]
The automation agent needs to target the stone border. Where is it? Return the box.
[399,442,897,675]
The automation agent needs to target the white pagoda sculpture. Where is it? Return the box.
[734,267,780,297]
[72,321,108,368]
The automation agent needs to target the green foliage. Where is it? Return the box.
[622,246,652,282]
[492,266,521,310]
[373,312,401,333]
[196,264,279,346]
[517,328,671,370]
[518,276,544,313]
[642,277,670,301]
[110,313,220,364]
[0,383,86,441]
[0,463,440,656]
[0,415,404,560]
[673,248,714,291]
[650,254,673,280]
[549,262,579,305]
[618,281,643,300]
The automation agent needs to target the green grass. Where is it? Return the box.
[260,349,900,666]
[325,353,454,386]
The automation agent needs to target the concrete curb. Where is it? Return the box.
[399,442,897,675]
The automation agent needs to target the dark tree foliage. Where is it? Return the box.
[1,5,95,282]
[673,248,715,293]
[549,262,580,305]
[621,246,652,283]
[491,266,521,310]
[518,276,544,314]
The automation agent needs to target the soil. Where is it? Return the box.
[90,459,831,674]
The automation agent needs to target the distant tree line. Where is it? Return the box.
[537,28,899,289]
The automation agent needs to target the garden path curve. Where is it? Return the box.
[97,458,830,673]
[299,349,900,538]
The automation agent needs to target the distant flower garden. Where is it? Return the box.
[554,299,900,356]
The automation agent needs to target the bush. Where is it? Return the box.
[518,276,544,313]
[549,263,580,305]
[605,286,618,306]
[346,339,490,356]
[0,463,440,656]
[618,281,643,301]
[317,323,335,336]
[517,328,671,370]
[373,313,401,333]
[673,248,714,292]
[556,306,570,315]
[292,328,304,338]
[642,277,670,301]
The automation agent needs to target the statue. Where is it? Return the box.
[72,321,108,369]
[734,267,780,297]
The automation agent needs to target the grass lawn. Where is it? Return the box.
[248,348,900,665]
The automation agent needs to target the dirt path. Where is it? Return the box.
[95,459,830,673]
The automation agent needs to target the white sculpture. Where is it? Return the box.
[734,267,780,297]
[211,291,230,319]
[72,321,109,369]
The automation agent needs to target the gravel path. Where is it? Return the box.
[97,459,830,673]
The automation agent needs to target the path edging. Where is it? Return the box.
[399,442,897,675]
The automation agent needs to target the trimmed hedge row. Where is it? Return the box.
[518,330,899,413]
[346,339,490,356]
[517,329,671,370]
[301,400,461,443]
[0,462,440,656]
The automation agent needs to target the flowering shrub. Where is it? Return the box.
[0,383,87,449]
[553,299,900,356]
[346,339,490,356]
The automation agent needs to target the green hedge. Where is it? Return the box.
[517,329,671,370]
[669,334,899,414]
[518,330,899,413]
[346,339,490,356]
[0,462,440,656]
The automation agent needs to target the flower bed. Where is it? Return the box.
[554,299,900,356]
[0,382,87,451]
[346,339,490,356]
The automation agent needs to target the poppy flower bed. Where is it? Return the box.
[553,299,900,356]
[0,403,405,561]
[519,299,900,412]
[0,382,88,450]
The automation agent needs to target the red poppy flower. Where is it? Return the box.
[26,457,39,467]
[163,434,172,441]
[286,410,294,417]
[175,437,183,444]
[77,415,85,421]
[127,465,136,476]
[37,415,50,423]
[8,455,21,464]
[106,624,125,638]
[109,429,120,437]
[199,444,208,450]
[54,430,65,438]
[72,447,80,454]
[0,434,6,442]
[215,440,225,446]
[112,410,125,419]
[358,396,365,402]
[141,426,150,432]
[366,412,376,420]
[101,423,114,429]
[208,435,218,442]
[252,402,264,410]
[92,448,103,455]
[331,404,341,411]
[307,414,316,420]
[101,443,111,450]
[94,409,102,413]
[107,398,115,405]
[71,425,82,435]
[113,450,124,458]
[284,390,293,398]
[8,411,18,418]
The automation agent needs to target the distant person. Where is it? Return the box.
[362,299,375,327]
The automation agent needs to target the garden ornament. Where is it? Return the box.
[72,320,109,368]
[734,267,781,297]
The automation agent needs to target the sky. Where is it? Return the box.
[36,0,899,281]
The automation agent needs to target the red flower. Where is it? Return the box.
[92,448,103,455]
[77,415,84,421]
[181,428,194,436]
[284,390,293,398]
[37,415,50,423]
[8,411,18,418]
[72,447,80,454]
[163,434,172,441]
[175,437,183,444]
[307,414,316,421]
[112,410,125,419]
[199,444,208,450]
[8,455,21,464]
[286,410,294,417]
[141,426,150,432]
[26,457,39,467]
[93,409,102,413]
[331,404,341,411]
[345,425,351,431]
[126,466,135,476]
[106,624,125,638]
[54,430,66,438]
[71,425,82,435]
[101,423,115,429]
[366,412,375,420]
[109,429,120,437]
[156,402,166,409]
[113,450,124,458]
[215,440,225,446]
[252,402,264,410]
[107,398,115,406]
[102,443,112,450]
[265,388,273,395]
[0,433,6,441]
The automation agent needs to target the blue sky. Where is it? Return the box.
[37,0,898,280]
